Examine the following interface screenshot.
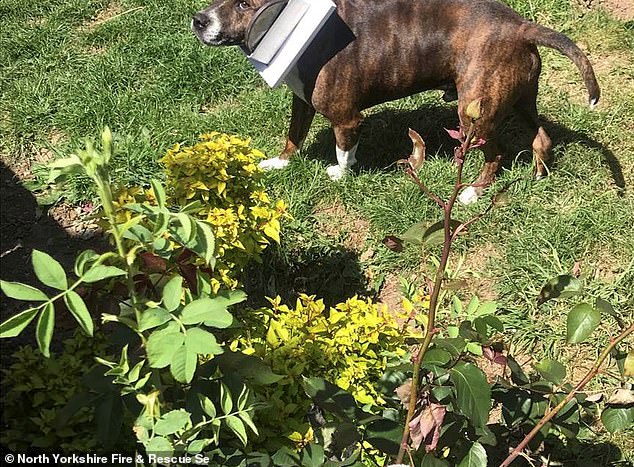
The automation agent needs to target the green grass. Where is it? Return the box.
[1,0,633,460]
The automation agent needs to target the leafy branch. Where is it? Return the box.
[500,321,633,466]
[395,99,503,463]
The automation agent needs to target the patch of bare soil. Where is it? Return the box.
[377,273,404,312]
[459,242,501,301]
[80,1,122,32]
[600,0,634,20]
[312,200,371,253]
[1,130,66,181]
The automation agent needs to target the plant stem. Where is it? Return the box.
[499,322,634,467]
[395,123,476,464]
[95,177,143,329]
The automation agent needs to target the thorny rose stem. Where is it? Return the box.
[395,121,478,464]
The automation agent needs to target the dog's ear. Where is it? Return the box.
[407,128,426,170]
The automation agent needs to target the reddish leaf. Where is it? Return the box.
[409,403,446,452]
[382,236,404,252]
[179,264,198,293]
[445,128,463,141]
[482,346,507,366]
[469,137,486,149]
[140,252,167,273]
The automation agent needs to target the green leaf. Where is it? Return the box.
[173,213,197,244]
[421,454,450,467]
[146,326,184,368]
[138,307,172,332]
[124,224,153,243]
[538,275,583,305]
[534,359,566,385]
[476,301,497,316]
[1,281,49,301]
[81,265,126,283]
[170,345,197,383]
[272,447,300,466]
[190,220,216,267]
[401,221,427,244]
[150,179,166,208]
[302,377,362,422]
[95,393,123,450]
[449,362,491,428]
[238,411,259,436]
[566,302,600,344]
[187,438,212,454]
[185,328,223,356]
[301,443,325,467]
[154,409,191,436]
[1,308,38,338]
[36,303,55,357]
[466,342,483,356]
[63,290,94,336]
[47,155,83,182]
[74,250,100,276]
[145,436,173,456]
[423,219,462,245]
[601,407,634,433]
[220,382,233,414]
[457,442,487,467]
[507,356,529,385]
[226,415,248,445]
[214,351,284,385]
[199,395,217,418]
[162,276,183,312]
[465,296,480,317]
[422,348,452,367]
[153,212,170,236]
[364,418,402,455]
[181,297,233,327]
[32,250,67,290]
[595,298,617,318]
[433,337,466,356]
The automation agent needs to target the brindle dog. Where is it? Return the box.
[192,0,599,203]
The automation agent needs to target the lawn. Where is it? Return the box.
[1,0,633,462]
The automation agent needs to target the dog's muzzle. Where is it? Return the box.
[191,9,226,46]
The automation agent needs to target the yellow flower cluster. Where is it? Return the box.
[234,294,423,444]
[108,133,287,291]
[160,133,288,290]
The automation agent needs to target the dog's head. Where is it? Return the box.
[192,0,274,47]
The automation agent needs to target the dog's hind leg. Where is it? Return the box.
[514,88,552,179]
[259,94,316,171]
[327,113,363,180]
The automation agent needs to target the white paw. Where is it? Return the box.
[326,164,347,181]
[258,157,290,171]
[458,186,479,205]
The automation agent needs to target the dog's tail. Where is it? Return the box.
[524,23,600,108]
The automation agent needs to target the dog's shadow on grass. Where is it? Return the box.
[307,104,625,191]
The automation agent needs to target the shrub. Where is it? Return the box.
[232,294,421,445]
[0,129,280,458]
[161,132,289,291]
[1,333,110,452]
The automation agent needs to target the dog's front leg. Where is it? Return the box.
[259,94,316,171]
[326,114,362,181]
